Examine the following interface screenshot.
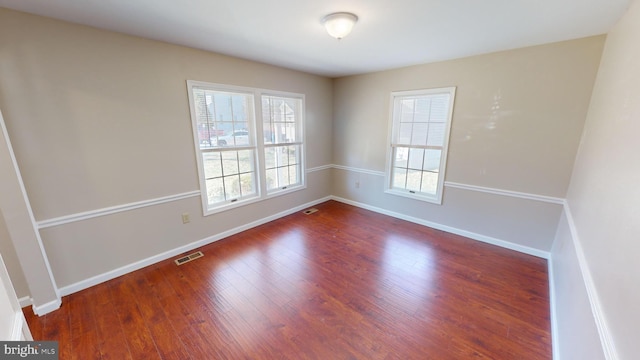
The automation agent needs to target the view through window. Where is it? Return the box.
[386,87,456,204]
[187,81,305,214]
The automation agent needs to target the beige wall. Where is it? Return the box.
[0,8,333,289]
[332,169,564,254]
[551,211,606,359]
[332,36,604,252]
[0,11,632,359]
[0,110,59,313]
[0,211,29,298]
[0,9,333,220]
[561,0,640,358]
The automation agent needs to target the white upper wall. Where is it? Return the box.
[565,0,640,358]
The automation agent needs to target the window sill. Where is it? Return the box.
[265,183,306,199]
[201,183,307,216]
[384,188,442,205]
[202,195,262,216]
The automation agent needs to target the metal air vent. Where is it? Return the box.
[174,251,204,265]
[303,208,318,215]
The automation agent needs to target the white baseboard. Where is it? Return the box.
[548,256,560,360]
[18,296,62,316]
[563,203,618,360]
[32,298,61,316]
[18,296,31,308]
[56,193,552,307]
[58,196,332,296]
[331,196,550,259]
[49,194,617,360]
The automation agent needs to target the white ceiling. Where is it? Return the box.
[0,0,631,77]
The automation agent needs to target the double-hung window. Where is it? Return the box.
[262,95,304,193]
[187,81,305,215]
[386,87,456,204]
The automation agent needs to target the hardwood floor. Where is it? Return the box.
[24,200,551,359]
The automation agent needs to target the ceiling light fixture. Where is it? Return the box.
[322,12,358,39]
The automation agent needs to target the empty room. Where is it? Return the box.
[0,0,638,359]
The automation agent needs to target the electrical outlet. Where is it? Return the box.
[181,213,190,224]
[355,181,360,188]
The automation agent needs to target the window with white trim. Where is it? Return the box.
[386,87,456,204]
[262,95,303,193]
[187,81,305,215]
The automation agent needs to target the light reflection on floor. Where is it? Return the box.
[380,234,435,313]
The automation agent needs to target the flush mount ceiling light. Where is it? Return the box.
[322,12,358,39]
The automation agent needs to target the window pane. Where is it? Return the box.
[414,98,431,122]
[429,94,450,122]
[265,147,277,168]
[240,173,255,195]
[221,151,239,176]
[263,125,275,145]
[202,152,222,179]
[262,95,303,194]
[424,150,441,171]
[287,145,298,164]
[266,168,278,190]
[224,175,241,199]
[421,171,439,195]
[191,89,254,149]
[193,89,217,149]
[392,167,408,189]
[265,145,301,190]
[398,123,412,144]
[262,95,300,145]
[407,148,425,170]
[394,147,408,168]
[190,87,258,208]
[288,166,298,184]
[237,150,254,173]
[189,82,305,213]
[283,123,297,142]
[411,123,428,146]
[206,178,225,205]
[201,149,257,203]
[406,169,422,191]
[426,123,446,147]
[278,166,289,187]
[387,87,455,203]
[400,99,414,122]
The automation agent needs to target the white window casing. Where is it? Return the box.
[385,87,456,204]
[186,80,305,215]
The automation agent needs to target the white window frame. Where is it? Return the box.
[385,87,456,204]
[186,80,306,215]
[261,93,306,196]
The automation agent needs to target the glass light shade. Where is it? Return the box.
[322,12,358,39]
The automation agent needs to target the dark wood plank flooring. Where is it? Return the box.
[24,200,551,359]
